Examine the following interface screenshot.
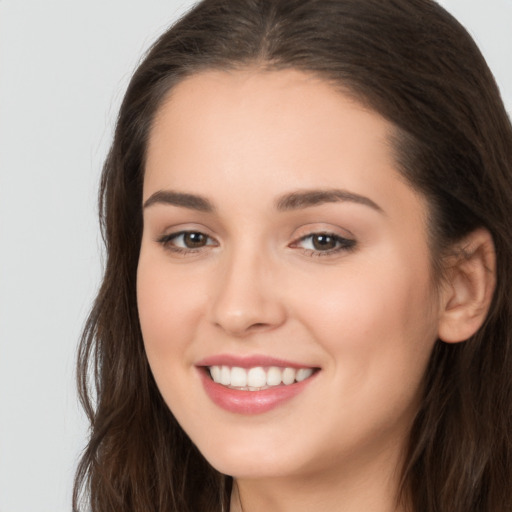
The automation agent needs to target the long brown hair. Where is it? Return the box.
[74,1,512,510]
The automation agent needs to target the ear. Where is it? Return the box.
[437,228,496,344]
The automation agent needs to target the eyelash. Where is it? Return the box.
[157,230,356,257]
[157,231,218,255]
[292,232,356,256]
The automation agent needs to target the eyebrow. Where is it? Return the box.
[143,190,215,212]
[275,189,384,213]
[143,188,383,214]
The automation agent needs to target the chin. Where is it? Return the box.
[197,439,304,480]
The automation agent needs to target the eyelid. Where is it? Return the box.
[289,229,357,256]
[156,229,219,253]
[154,225,356,257]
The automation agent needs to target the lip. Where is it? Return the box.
[196,354,319,415]
[196,354,311,369]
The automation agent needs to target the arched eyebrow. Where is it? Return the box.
[143,188,383,214]
[143,190,215,212]
[275,189,384,213]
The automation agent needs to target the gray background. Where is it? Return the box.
[0,1,511,511]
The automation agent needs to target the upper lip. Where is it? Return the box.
[195,354,317,369]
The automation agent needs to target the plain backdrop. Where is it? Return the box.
[0,1,511,511]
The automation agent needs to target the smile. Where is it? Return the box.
[208,365,314,391]
[196,356,320,414]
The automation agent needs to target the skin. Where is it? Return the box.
[138,69,447,512]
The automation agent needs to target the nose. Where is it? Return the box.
[210,247,287,337]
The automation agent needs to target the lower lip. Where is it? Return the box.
[198,368,318,414]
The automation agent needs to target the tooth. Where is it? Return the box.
[296,368,313,382]
[282,367,296,385]
[212,365,313,388]
[220,365,231,386]
[230,367,247,387]
[210,365,221,383]
[267,366,282,386]
[247,367,266,387]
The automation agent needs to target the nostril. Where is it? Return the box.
[213,320,272,335]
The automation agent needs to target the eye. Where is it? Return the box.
[292,232,356,255]
[157,230,218,253]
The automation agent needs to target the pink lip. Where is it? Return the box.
[195,354,319,415]
[196,354,311,369]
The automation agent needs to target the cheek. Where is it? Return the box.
[290,252,439,386]
[300,263,428,320]
[136,253,206,364]
[290,264,438,450]
[136,253,211,421]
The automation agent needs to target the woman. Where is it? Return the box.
[73,0,512,511]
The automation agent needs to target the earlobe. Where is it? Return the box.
[437,228,496,344]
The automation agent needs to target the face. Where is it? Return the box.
[137,69,442,482]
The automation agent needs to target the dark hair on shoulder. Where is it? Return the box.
[74,1,512,511]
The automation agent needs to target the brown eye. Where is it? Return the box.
[311,234,337,251]
[158,230,217,253]
[183,232,208,248]
[292,232,356,255]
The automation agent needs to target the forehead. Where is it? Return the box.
[147,69,388,164]
[144,68,426,225]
